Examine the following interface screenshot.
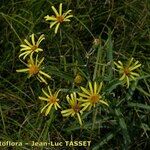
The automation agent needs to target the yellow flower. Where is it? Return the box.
[78,82,109,111]
[61,92,83,125]
[74,74,83,84]
[19,34,45,60]
[16,55,51,84]
[114,58,141,88]
[44,3,73,34]
[39,86,61,116]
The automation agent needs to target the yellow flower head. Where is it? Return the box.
[114,58,141,88]
[44,3,73,34]
[19,34,45,60]
[78,82,109,111]
[39,86,61,116]
[61,92,83,125]
[74,74,83,84]
[16,55,51,84]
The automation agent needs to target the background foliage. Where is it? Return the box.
[0,0,150,149]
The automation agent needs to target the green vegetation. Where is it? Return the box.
[0,0,149,150]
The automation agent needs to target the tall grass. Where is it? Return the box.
[0,0,150,150]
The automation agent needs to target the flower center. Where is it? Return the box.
[73,103,80,113]
[29,65,39,75]
[49,96,57,104]
[31,45,38,51]
[56,15,64,23]
[124,68,130,76]
[90,94,99,104]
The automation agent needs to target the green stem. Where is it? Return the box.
[74,16,95,39]
[93,45,103,81]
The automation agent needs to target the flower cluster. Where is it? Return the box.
[16,3,142,126]
[17,3,73,82]
[16,34,51,84]
[39,82,108,125]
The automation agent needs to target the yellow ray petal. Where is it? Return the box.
[37,74,48,84]
[45,16,57,21]
[94,82,97,94]
[65,15,73,19]
[81,87,91,95]
[20,44,31,48]
[19,51,30,58]
[130,72,140,77]
[16,68,29,72]
[42,89,49,98]
[130,64,141,71]
[119,73,126,81]
[37,57,44,67]
[50,21,58,28]
[118,61,123,66]
[126,76,130,88]
[81,103,90,112]
[36,34,45,46]
[41,103,49,113]
[56,103,61,109]
[39,96,49,101]
[24,39,32,47]
[78,92,89,98]
[23,52,31,60]
[88,82,93,94]
[97,82,103,94]
[99,100,109,106]
[45,104,53,116]
[48,86,52,96]
[54,23,60,34]
[63,10,72,17]
[61,109,72,114]
[31,34,35,45]
[54,90,60,98]
[127,58,134,67]
[63,18,71,22]
[77,113,82,126]
[20,45,31,50]
[59,3,62,16]
[51,6,59,16]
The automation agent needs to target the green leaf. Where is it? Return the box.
[92,133,114,150]
[106,28,114,80]
[128,102,150,110]
[136,86,150,97]
[115,109,131,147]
